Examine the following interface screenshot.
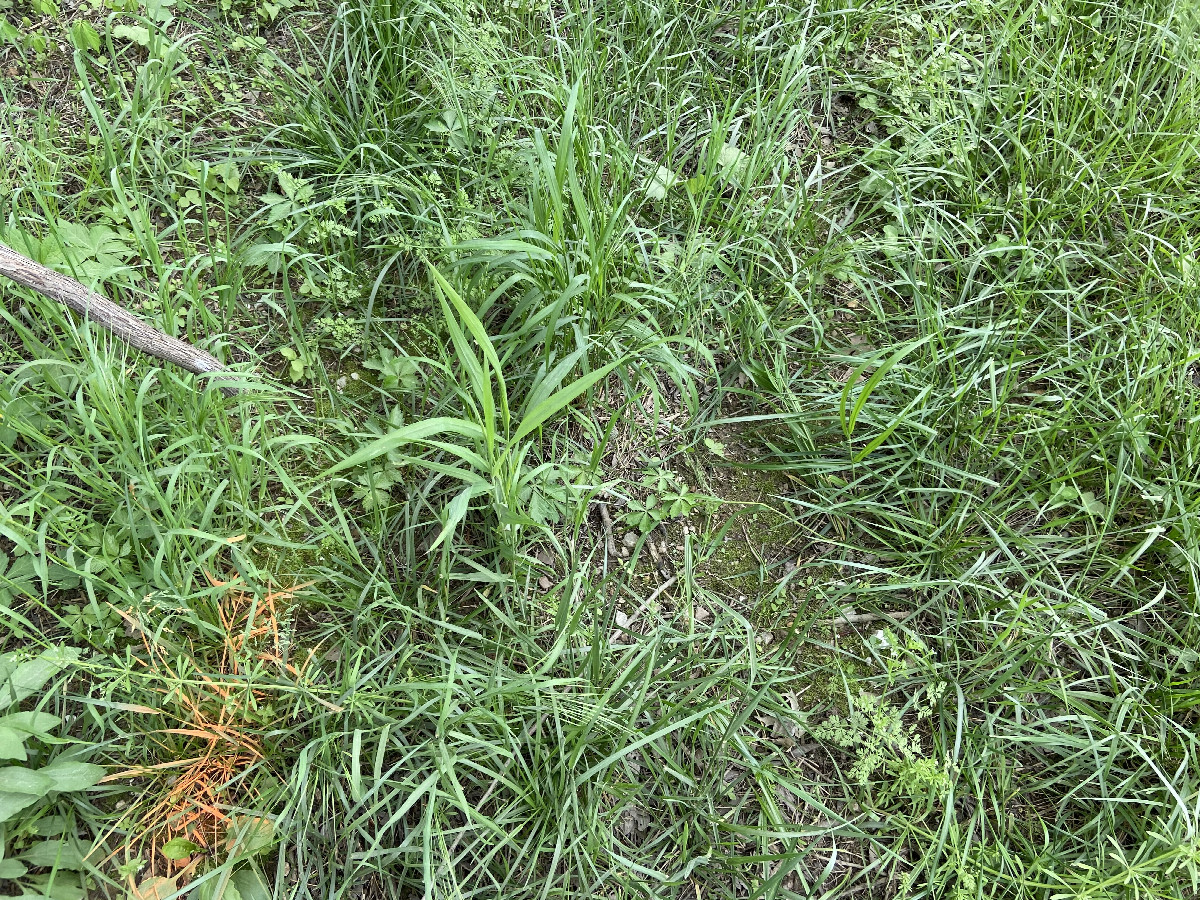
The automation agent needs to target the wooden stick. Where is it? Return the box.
[0,242,236,396]
[596,500,618,559]
[645,575,678,605]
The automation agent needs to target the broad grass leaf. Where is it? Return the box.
[24,870,85,900]
[0,766,54,796]
[427,484,490,553]
[427,264,499,370]
[0,791,41,822]
[839,334,935,438]
[521,346,587,418]
[0,648,80,711]
[0,858,27,878]
[428,263,505,437]
[323,418,485,476]
[452,238,553,260]
[39,760,104,792]
[0,726,27,761]
[435,286,494,445]
[420,440,491,476]
[20,839,85,869]
[0,712,62,736]
[512,357,625,445]
[852,384,935,462]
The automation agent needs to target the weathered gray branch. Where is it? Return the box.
[0,243,236,396]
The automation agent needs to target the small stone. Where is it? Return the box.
[538,575,552,591]
[622,532,638,548]
[615,610,630,629]
[694,606,711,623]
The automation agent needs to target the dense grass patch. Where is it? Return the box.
[2,0,1199,896]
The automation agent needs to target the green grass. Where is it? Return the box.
[2,0,1200,896]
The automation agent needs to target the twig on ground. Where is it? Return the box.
[0,243,237,396]
[596,500,618,560]
[646,575,678,606]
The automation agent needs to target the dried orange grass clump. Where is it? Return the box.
[108,578,307,881]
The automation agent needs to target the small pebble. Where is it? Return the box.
[622,532,638,548]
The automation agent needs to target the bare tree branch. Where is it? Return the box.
[0,243,237,396]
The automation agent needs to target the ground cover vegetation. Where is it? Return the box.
[2,0,1200,896]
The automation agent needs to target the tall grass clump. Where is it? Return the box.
[2,0,1199,896]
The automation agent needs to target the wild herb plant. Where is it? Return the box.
[1,0,1198,896]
